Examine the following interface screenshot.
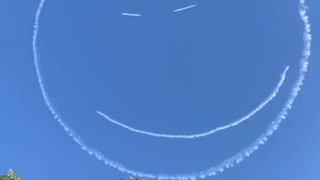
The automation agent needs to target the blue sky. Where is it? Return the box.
[1,0,320,179]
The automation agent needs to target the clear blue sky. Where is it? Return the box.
[1,0,320,179]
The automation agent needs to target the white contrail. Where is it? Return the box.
[173,4,197,13]
[97,66,290,139]
[122,13,142,17]
[33,0,311,179]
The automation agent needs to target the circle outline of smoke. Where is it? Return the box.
[32,1,312,179]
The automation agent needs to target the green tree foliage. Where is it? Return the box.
[0,170,21,180]
[1,169,150,180]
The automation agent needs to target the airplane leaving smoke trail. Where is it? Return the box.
[173,4,197,13]
[97,66,290,139]
[122,13,142,17]
[33,0,311,179]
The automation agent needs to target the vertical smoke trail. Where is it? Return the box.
[33,0,311,179]
[97,66,290,139]
[33,0,129,171]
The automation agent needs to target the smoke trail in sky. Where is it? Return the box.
[97,66,290,139]
[122,13,142,17]
[173,4,197,13]
[33,0,311,179]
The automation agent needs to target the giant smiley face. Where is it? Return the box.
[91,2,291,139]
[32,0,312,179]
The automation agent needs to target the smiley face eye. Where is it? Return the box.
[121,3,198,17]
[173,4,197,13]
[122,12,142,17]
